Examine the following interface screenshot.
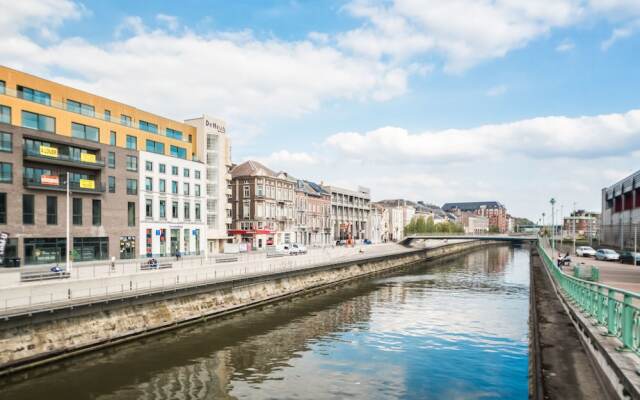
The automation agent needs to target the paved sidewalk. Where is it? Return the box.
[559,253,640,293]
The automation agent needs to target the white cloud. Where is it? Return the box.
[339,0,584,72]
[156,14,179,32]
[325,109,640,163]
[601,19,640,49]
[259,150,317,165]
[486,84,508,97]
[0,3,412,137]
[556,39,575,52]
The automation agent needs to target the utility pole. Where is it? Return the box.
[635,226,637,268]
[572,202,577,256]
[550,198,556,256]
[66,172,71,273]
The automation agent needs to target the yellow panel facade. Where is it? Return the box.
[0,65,197,159]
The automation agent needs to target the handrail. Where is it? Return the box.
[537,236,640,354]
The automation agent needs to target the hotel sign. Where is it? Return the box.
[80,153,96,163]
[40,146,58,158]
[41,175,60,186]
[79,179,95,189]
[205,119,226,134]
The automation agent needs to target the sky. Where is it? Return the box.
[1,0,640,222]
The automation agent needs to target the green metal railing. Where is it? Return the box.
[538,239,640,353]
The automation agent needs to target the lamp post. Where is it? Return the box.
[550,198,556,256]
[66,172,71,274]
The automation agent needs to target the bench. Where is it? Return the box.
[215,257,238,263]
[21,271,71,282]
[266,253,285,258]
[140,262,172,271]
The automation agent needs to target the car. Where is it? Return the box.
[273,244,293,255]
[576,246,596,257]
[619,251,640,265]
[595,249,620,261]
[291,243,307,255]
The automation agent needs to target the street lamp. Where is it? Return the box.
[550,198,556,255]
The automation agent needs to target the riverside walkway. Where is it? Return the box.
[0,241,468,319]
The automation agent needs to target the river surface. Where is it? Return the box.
[1,245,530,400]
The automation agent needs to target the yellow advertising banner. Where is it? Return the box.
[39,146,58,158]
[80,153,96,163]
[79,179,95,189]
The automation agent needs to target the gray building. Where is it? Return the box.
[601,170,639,248]
[322,184,370,241]
[0,123,139,265]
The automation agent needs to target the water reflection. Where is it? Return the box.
[0,245,529,400]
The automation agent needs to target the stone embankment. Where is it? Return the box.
[0,240,496,377]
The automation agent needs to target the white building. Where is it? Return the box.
[138,151,206,257]
[184,115,233,254]
[367,204,389,243]
[322,185,371,241]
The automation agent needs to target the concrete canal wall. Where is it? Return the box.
[0,240,497,377]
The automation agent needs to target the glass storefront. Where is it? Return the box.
[183,228,190,255]
[24,238,66,265]
[120,236,136,259]
[145,229,152,257]
[73,237,108,262]
[194,229,200,256]
[170,229,180,255]
[160,229,167,257]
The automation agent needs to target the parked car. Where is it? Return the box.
[619,251,640,265]
[291,243,307,255]
[576,246,596,257]
[595,249,620,261]
[274,244,293,255]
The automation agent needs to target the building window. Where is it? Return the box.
[108,176,116,193]
[121,114,132,127]
[243,185,250,198]
[0,132,11,152]
[172,201,179,219]
[172,166,178,175]
[183,182,190,196]
[72,198,82,225]
[17,85,51,105]
[24,238,66,265]
[92,199,101,226]
[159,179,166,193]
[170,145,186,159]
[0,105,10,124]
[73,237,108,262]
[145,199,153,218]
[126,135,137,150]
[166,128,182,140]
[0,162,12,183]
[104,110,111,121]
[21,110,55,132]
[126,155,138,171]
[184,203,190,220]
[195,184,201,197]
[109,131,116,146]
[128,202,135,226]
[145,177,153,191]
[195,203,201,220]
[127,179,138,195]
[184,168,190,178]
[195,170,201,179]
[146,139,165,154]
[159,163,166,173]
[243,200,250,219]
[139,120,158,133]
[0,193,5,223]
[143,162,152,173]
[160,200,166,219]
[108,151,116,168]
[71,122,99,142]
[66,99,95,117]
[171,181,178,194]
[23,194,35,224]
[0,81,4,94]
[46,196,57,225]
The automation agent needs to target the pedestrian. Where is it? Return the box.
[110,256,116,272]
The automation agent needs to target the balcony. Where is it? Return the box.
[23,149,104,170]
[24,178,106,195]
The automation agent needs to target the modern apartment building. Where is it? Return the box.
[293,179,331,246]
[184,116,233,254]
[138,151,206,257]
[0,66,203,265]
[442,201,508,233]
[229,160,295,249]
[601,170,640,248]
[322,185,370,242]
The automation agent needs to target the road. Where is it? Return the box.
[562,254,640,293]
[0,240,469,317]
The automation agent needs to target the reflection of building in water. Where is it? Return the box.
[464,246,510,274]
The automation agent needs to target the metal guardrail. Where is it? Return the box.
[538,238,640,354]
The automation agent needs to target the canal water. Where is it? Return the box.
[1,245,530,400]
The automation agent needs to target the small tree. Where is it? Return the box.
[489,226,500,233]
[415,216,427,233]
[425,216,436,233]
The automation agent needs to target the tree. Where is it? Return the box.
[489,226,500,233]
[425,216,435,233]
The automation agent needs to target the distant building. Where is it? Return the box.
[442,201,508,233]
[600,170,640,248]
[322,185,370,242]
[375,199,415,241]
[292,179,331,246]
[459,212,489,234]
[229,160,295,249]
[562,210,599,239]
[367,203,389,243]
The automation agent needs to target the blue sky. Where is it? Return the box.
[2,0,640,221]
